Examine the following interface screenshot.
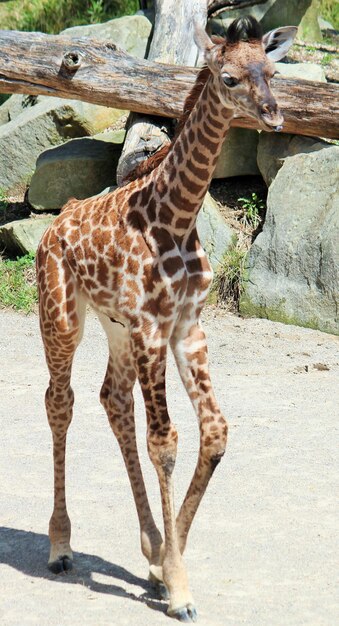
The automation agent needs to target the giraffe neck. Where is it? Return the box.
[154,74,234,236]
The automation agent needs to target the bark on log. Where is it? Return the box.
[116,0,207,184]
[0,29,338,139]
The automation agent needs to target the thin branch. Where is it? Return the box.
[208,0,268,18]
[295,38,338,53]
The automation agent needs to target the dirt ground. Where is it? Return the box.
[0,307,338,626]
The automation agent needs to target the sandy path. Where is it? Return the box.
[0,308,338,626]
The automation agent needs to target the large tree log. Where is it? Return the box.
[0,29,338,139]
[116,0,207,183]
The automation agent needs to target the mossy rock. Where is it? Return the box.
[241,145,339,335]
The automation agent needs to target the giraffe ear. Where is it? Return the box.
[193,22,214,54]
[263,26,298,62]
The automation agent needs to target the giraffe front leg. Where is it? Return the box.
[45,356,77,574]
[134,336,197,622]
[170,320,228,555]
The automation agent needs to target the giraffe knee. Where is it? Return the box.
[147,423,178,477]
[45,383,74,429]
[201,415,228,470]
[100,383,134,436]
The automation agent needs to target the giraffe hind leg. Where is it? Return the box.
[37,246,86,573]
[97,313,165,584]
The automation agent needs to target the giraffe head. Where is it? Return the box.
[195,16,297,132]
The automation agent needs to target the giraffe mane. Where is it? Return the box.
[121,66,211,186]
[226,16,262,44]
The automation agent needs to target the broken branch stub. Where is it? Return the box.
[61,50,83,72]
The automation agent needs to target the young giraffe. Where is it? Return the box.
[36,17,296,622]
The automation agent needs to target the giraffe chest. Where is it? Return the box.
[60,201,212,323]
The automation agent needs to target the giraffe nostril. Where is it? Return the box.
[260,100,278,115]
[261,103,271,115]
[261,102,277,116]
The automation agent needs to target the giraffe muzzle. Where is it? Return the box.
[260,111,284,132]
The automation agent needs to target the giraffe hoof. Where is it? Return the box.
[48,555,73,574]
[168,604,198,623]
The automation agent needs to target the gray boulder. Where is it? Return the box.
[240,145,339,335]
[28,131,125,210]
[0,93,125,134]
[197,193,234,271]
[213,128,260,179]
[0,216,54,255]
[275,61,326,82]
[257,133,331,186]
[0,98,124,197]
[61,14,152,58]
[42,99,125,136]
[0,94,38,127]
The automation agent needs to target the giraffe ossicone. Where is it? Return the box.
[36,16,296,622]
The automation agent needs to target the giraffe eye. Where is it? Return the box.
[222,74,239,88]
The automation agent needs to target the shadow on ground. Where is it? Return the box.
[0,526,166,614]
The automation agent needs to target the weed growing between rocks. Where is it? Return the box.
[238,192,265,231]
[209,177,267,311]
[210,237,248,310]
[0,253,37,313]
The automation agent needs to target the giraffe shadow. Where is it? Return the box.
[0,527,166,614]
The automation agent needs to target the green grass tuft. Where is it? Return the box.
[0,253,38,313]
[210,238,248,310]
[319,0,339,29]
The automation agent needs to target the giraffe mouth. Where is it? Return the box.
[260,112,284,132]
